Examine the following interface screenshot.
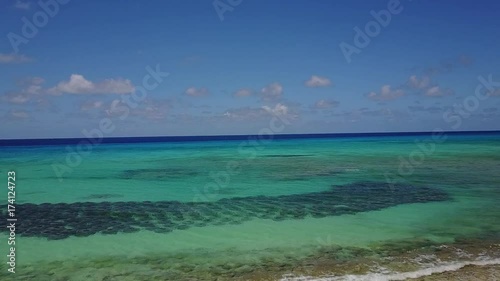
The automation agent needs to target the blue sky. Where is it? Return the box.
[1,0,499,139]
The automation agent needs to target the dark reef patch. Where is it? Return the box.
[261,154,311,158]
[80,194,124,200]
[270,167,344,181]
[120,168,199,180]
[0,182,450,240]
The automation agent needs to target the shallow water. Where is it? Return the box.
[1,133,500,280]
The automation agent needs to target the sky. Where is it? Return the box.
[1,0,500,139]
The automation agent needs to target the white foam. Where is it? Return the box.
[280,258,500,281]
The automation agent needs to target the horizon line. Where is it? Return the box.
[1,129,500,146]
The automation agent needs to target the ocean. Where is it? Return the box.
[1,132,499,280]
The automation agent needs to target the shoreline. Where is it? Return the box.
[2,236,499,281]
[410,264,500,280]
[283,259,500,281]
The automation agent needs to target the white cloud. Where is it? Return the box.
[106,98,172,120]
[408,75,430,89]
[22,77,45,95]
[425,86,440,96]
[8,110,30,119]
[305,75,332,88]
[80,101,104,111]
[48,74,135,95]
[262,103,288,116]
[133,99,172,120]
[222,103,295,121]
[184,87,209,97]
[5,94,30,104]
[25,84,43,95]
[314,99,339,109]
[106,100,123,116]
[140,106,167,120]
[406,75,453,97]
[14,0,30,9]
[408,105,443,114]
[425,86,453,97]
[488,89,500,97]
[233,88,253,98]
[260,82,283,101]
[19,76,45,86]
[222,107,265,120]
[0,53,32,64]
[367,85,404,101]
[2,77,45,104]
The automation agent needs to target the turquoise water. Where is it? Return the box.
[1,133,500,280]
